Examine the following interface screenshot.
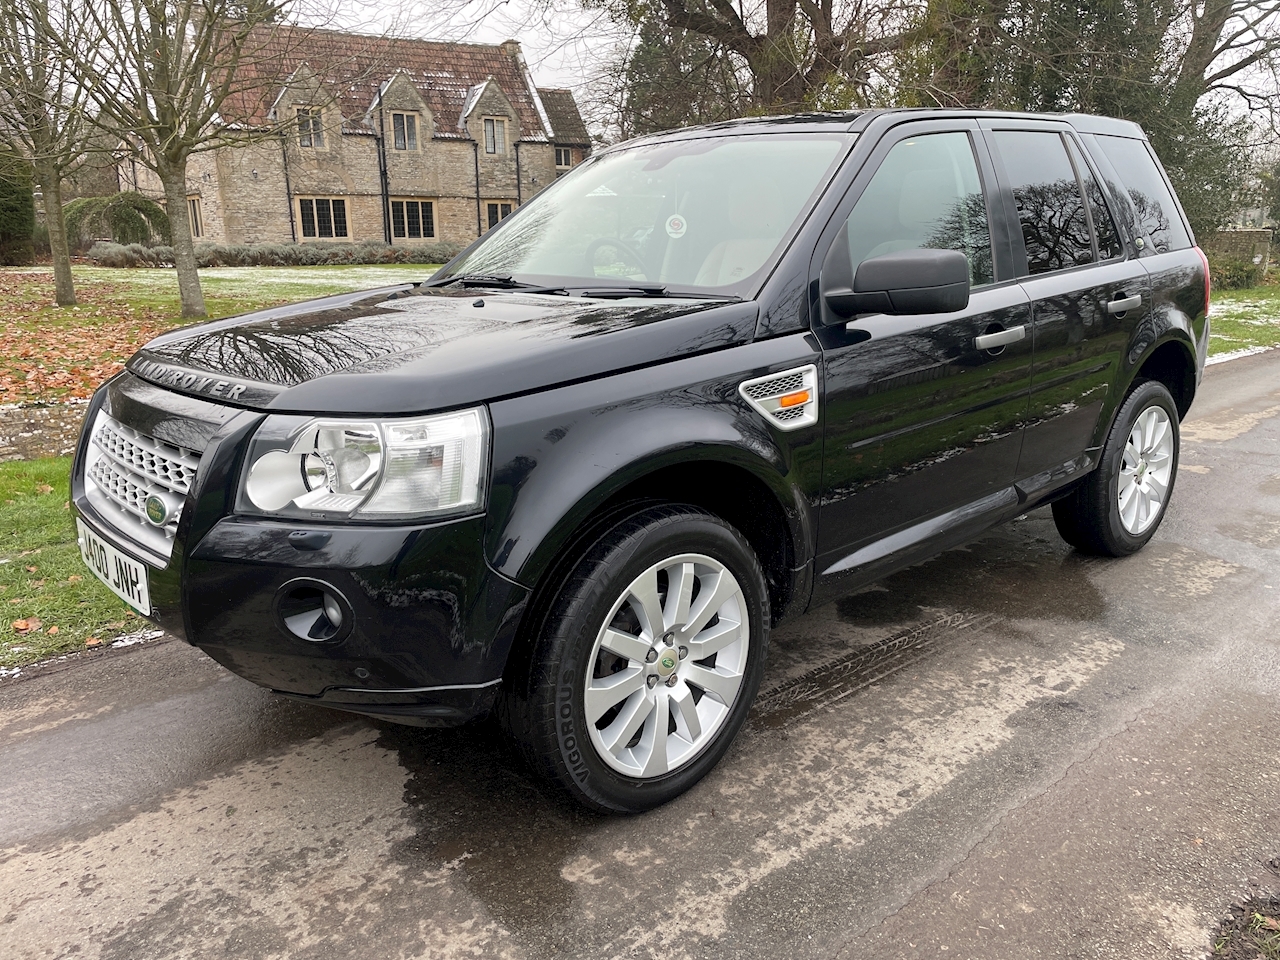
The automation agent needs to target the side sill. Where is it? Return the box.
[821,486,1019,577]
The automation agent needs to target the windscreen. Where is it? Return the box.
[438,134,851,293]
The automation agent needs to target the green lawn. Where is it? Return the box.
[0,263,441,404]
[19,263,437,331]
[0,457,145,672]
[1210,280,1280,358]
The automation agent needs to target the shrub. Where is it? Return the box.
[0,154,35,266]
[86,241,174,267]
[64,193,170,249]
[1207,253,1266,291]
[92,239,464,268]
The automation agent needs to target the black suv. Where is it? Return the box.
[72,110,1208,812]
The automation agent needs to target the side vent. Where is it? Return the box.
[738,364,819,431]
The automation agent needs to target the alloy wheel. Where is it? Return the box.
[583,553,749,778]
[1117,405,1175,535]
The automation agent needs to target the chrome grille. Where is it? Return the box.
[738,364,819,432]
[744,371,805,400]
[83,411,204,560]
[95,419,198,494]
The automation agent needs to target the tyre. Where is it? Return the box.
[501,505,769,813]
[1052,379,1180,556]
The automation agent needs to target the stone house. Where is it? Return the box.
[121,27,591,248]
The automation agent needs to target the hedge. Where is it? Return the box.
[0,154,35,266]
[65,192,170,249]
[86,238,463,268]
[1207,252,1267,291]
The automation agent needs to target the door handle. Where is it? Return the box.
[974,325,1025,351]
[1107,294,1142,314]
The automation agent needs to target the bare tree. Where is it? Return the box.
[1172,0,1280,122]
[49,1,389,318]
[0,0,95,306]
[54,0,307,318]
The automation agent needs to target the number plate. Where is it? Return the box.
[76,518,151,615]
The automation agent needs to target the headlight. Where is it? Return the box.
[238,408,489,521]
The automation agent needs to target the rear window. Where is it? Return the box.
[1094,136,1191,254]
[992,130,1093,275]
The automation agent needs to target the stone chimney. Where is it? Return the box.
[500,39,521,60]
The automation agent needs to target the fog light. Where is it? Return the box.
[274,579,353,643]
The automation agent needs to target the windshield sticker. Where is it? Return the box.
[665,214,688,239]
[586,184,617,196]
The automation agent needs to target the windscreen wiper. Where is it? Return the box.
[421,275,740,301]
[573,285,742,301]
[421,274,532,289]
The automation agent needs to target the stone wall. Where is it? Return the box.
[1206,228,1273,266]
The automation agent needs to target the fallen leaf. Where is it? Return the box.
[46,625,58,635]
[12,617,40,633]
[85,637,102,647]
[67,575,82,583]
[24,566,36,573]
[11,619,29,632]
[35,483,53,494]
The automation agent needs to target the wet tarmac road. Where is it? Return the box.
[3,353,1279,960]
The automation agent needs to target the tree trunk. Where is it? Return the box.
[158,159,206,319]
[35,159,75,307]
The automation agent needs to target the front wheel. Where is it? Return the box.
[501,505,769,813]
[1052,379,1180,556]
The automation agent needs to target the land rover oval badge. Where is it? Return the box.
[144,495,169,526]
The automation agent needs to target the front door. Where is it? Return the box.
[812,122,1033,600]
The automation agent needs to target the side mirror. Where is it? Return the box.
[820,243,971,321]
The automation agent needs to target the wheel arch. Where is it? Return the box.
[1090,332,1197,456]
[1133,335,1197,419]
[506,443,806,614]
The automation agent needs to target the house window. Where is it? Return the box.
[555,147,572,169]
[297,108,324,148]
[484,118,506,155]
[298,198,348,239]
[392,113,418,151]
[391,199,435,239]
[486,202,512,229]
[187,196,203,238]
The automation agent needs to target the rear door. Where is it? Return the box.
[981,121,1151,496]
[810,120,1033,598]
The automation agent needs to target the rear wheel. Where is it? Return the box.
[1052,379,1180,556]
[501,505,768,813]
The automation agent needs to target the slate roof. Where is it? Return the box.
[224,25,581,143]
[538,89,591,145]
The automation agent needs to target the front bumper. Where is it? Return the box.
[72,375,528,727]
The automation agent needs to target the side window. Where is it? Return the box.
[1064,137,1123,260]
[991,130,1092,275]
[844,132,993,286]
[1094,135,1191,254]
